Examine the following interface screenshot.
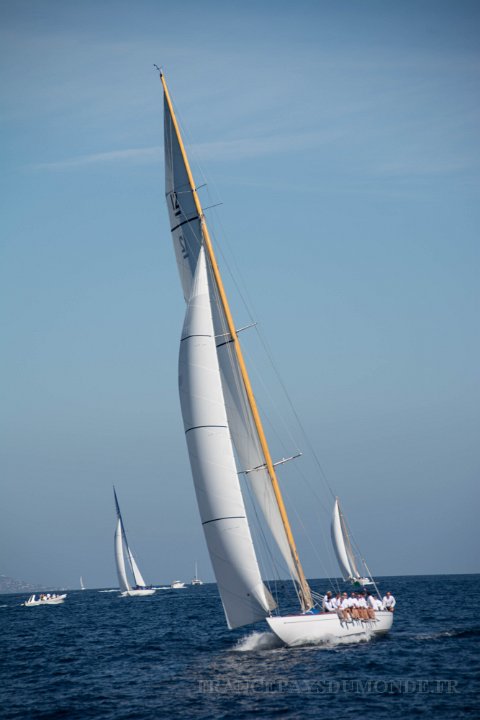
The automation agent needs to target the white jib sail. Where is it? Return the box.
[164,98,299,585]
[212,305,301,586]
[178,247,275,629]
[127,547,147,588]
[331,498,360,581]
[114,518,130,592]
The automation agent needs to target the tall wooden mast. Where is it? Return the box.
[160,71,313,612]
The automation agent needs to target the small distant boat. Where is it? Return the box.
[331,497,374,587]
[170,580,186,589]
[113,487,156,597]
[191,562,203,586]
[80,576,86,591]
[23,594,67,606]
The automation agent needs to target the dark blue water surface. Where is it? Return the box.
[1,574,479,719]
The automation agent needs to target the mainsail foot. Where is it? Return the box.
[267,611,393,647]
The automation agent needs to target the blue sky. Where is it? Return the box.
[1,0,479,589]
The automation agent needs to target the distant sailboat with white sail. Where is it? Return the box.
[113,487,155,597]
[191,562,203,586]
[159,70,393,646]
[331,498,373,587]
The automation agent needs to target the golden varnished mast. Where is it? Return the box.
[160,70,313,612]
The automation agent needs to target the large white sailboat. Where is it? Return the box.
[113,487,155,597]
[160,71,393,646]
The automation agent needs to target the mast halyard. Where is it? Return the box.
[160,71,313,612]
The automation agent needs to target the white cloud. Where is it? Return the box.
[31,146,162,170]
[31,127,342,171]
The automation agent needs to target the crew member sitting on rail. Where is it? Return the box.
[383,591,396,611]
[322,591,334,612]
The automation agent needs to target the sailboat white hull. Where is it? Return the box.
[120,589,156,597]
[267,611,393,647]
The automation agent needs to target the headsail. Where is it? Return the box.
[331,497,361,582]
[127,547,147,588]
[179,248,275,629]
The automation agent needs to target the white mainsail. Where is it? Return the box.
[164,93,203,301]
[114,517,131,592]
[178,247,275,629]
[331,497,361,581]
[164,95,301,586]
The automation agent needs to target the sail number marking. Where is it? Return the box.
[178,233,189,259]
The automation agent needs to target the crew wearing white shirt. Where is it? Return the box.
[367,592,383,616]
[383,591,396,611]
[339,593,351,621]
[348,593,360,619]
[322,592,334,612]
[357,594,369,619]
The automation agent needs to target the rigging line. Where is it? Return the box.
[239,340,303,456]
[168,99,218,213]
[238,325,335,517]
[244,472,289,613]
[241,475,284,609]
[207,207,338,509]
[340,510,381,598]
[235,338,334,521]
[199,185,336,504]
[253,325,336,499]
[281,481,340,594]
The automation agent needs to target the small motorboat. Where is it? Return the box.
[170,580,186,589]
[22,594,67,606]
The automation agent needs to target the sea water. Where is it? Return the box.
[1,574,479,719]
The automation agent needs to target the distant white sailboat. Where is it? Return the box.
[80,576,86,591]
[191,562,203,586]
[113,487,155,597]
[331,497,373,587]
[160,71,393,646]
